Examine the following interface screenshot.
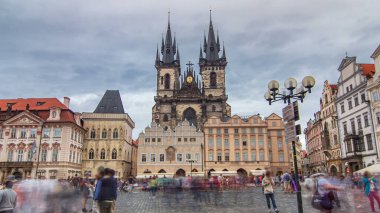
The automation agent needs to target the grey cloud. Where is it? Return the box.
[1,0,380,144]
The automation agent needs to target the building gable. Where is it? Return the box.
[2,111,44,126]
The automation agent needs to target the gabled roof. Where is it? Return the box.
[2,110,45,126]
[359,63,375,78]
[266,113,282,120]
[371,44,380,59]
[0,98,77,124]
[338,56,356,71]
[94,90,125,114]
[0,98,67,112]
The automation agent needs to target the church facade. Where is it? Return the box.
[152,14,231,130]
[137,14,231,178]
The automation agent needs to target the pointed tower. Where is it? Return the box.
[153,12,181,128]
[199,11,229,118]
[155,12,181,97]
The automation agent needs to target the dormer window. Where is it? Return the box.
[52,111,57,118]
[36,102,45,106]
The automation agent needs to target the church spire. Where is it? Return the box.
[161,36,164,54]
[176,45,180,62]
[172,36,177,54]
[199,45,203,59]
[216,32,220,52]
[204,10,220,61]
[222,43,226,59]
[155,45,160,65]
[162,11,175,64]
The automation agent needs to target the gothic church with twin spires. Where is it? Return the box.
[152,13,231,130]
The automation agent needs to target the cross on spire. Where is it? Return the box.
[186,61,194,70]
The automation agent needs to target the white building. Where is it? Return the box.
[336,56,377,173]
[367,44,380,159]
[0,98,85,180]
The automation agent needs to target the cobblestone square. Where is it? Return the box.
[112,187,372,213]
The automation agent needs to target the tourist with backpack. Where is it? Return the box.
[262,171,280,213]
[282,172,292,193]
[363,171,380,212]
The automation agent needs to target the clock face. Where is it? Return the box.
[186,76,193,84]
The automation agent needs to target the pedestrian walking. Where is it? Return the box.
[262,171,279,213]
[363,171,380,212]
[94,168,118,213]
[149,176,158,199]
[81,176,91,212]
[0,181,17,213]
[282,172,292,193]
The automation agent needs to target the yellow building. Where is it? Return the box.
[137,120,204,178]
[131,140,138,176]
[203,114,291,176]
[82,90,135,180]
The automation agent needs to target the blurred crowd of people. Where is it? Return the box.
[1,169,380,213]
[0,167,118,213]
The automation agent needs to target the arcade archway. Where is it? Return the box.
[176,169,186,177]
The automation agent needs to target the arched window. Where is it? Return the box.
[112,149,117,159]
[90,129,96,139]
[164,74,170,89]
[163,114,169,122]
[113,129,118,139]
[102,129,107,139]
[100,149,105,159]
[212,105,216,112]
[89,149,94,159]
[183,107,197,127]
[210,72,217,87]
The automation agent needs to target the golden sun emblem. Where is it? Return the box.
[186,76,193,83]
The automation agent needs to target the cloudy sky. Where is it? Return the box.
[1,0,380,144]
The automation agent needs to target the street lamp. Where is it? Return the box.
[265,76,315,105]
[186,159,196,177]
[264,76,315,213]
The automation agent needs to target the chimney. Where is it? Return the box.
[26,104,30,111]
[63,97,70,108]
[7,103,12,112]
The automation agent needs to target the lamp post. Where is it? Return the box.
[264,76,316,213]
[187,159,196,177]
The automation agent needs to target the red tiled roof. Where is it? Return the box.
[0,98,77,124]
[329,84,337,90]
[132,140,139,146]
[0,98,68,111]
[37,110,76,123]
[359,64,375,78]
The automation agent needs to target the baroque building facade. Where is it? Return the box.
[137,121,204,177]
[203,114,291,176]
[305,112,325,173]
[0,97,84,181]
[82,90,135,180]
[320,80,342,174]
[152,14,230,130]
[335,56,376,173]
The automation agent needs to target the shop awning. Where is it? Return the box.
[355,163,380,175]
[210,171,238,176]
[250,170,266,176]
